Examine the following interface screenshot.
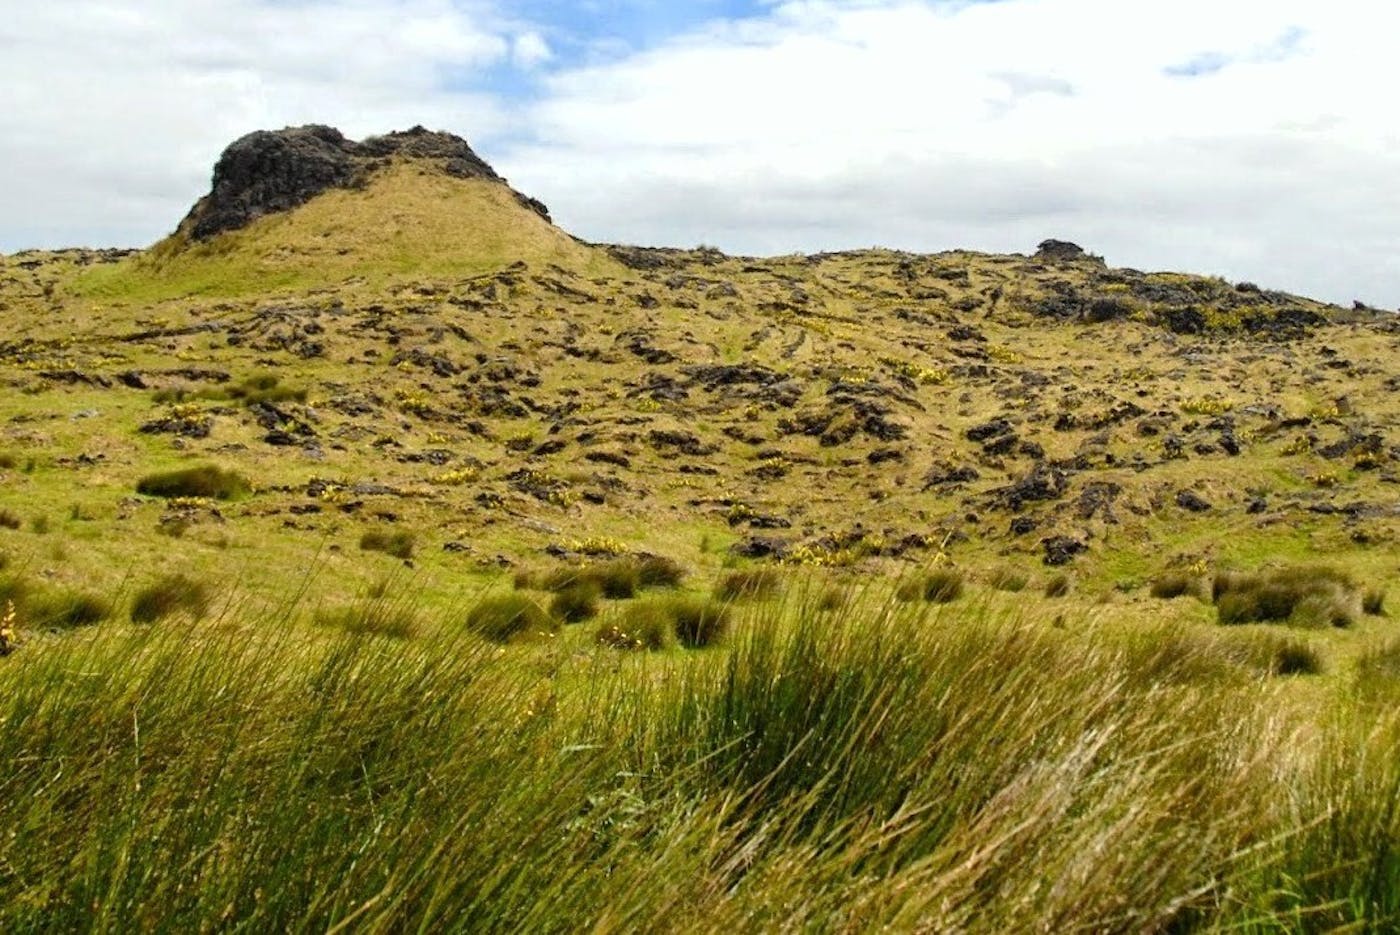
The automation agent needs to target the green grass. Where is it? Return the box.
[0,582,1397,929]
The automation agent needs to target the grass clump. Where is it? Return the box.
[596,601,675,651]
[314,601,418,639]
[715,567,783,601]
[635,554,686,588]
[988,567,1028,593]
[1149,571,1203,600]
[1214,565,1361,628]
[550,582,601,624]
[527,555,686,599]
[670,596,732,648]
[27,588,111,629]
[1363,588,1387,617]
[588,560,639,599]
[359,529,415,560]
[136,464,251,500]
[0,510,21,531]
[1044,573,1071,598]
[225,373,307,406]
[898,568,964,604]
[1267,636,1325,676]
[131,573,212,623]
[465,594,554,643]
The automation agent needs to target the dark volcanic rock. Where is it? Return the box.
[1041,536,1087,566]
[1036,239,1084,261]
[731,536,789,559]
[181,125,545,240]
[1175,490,1213,512]
[995,464,1069,511]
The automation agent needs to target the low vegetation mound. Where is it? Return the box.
[136,465,251,500]
[1212,565,1370,628]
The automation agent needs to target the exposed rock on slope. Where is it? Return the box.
[180,125,549,240]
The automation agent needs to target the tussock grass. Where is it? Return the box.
[897,568,965,603]
[635,554,686,588]
[668,596,732,648]
[715,567,782,602]
[987,567,1029,593]
[550,582,601,623]
[0,580,1396,930]
[525,555,685,599]
[314,600,419,640]
[465,594,554,643]
[1364,588,1387,617]
[131,573,212,623]
[596,600,675,651]
[1149,570,1203,600]
[225,373,307,405]
[1044,573,1071,598]
[136,464,251,500]
[25,587,111,629]
[359,529,415,560]
[0,509,22,530]
[1213,564,1362,627]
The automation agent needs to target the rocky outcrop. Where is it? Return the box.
[180,125,548,240]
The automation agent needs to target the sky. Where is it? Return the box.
[2,0,1397,308]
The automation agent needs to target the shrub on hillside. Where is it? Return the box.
[359,529,415,560]
[465,594,553,643]
[136,465,251,500]
[131,573,212,623]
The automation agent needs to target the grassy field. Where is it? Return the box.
[2,140,1398,930]
[1,569,1398,931]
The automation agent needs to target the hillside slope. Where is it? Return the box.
[0,126,1396,609]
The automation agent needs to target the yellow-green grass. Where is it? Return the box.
[1,574,1398,929]
[71,164,620,302]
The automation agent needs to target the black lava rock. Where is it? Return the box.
[180,124,544,240]
[1175,490,1212,512]
[1041,536,1087,566]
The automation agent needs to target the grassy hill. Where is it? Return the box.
[1,128,1398,930]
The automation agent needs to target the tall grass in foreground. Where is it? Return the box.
[0,586,1397,931]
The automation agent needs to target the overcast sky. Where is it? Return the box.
[2,0,1396,308]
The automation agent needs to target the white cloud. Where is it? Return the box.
[504,0,1400,307]
[1,0,1397,308]
[0,0,515,248]
[513,31,554,68]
